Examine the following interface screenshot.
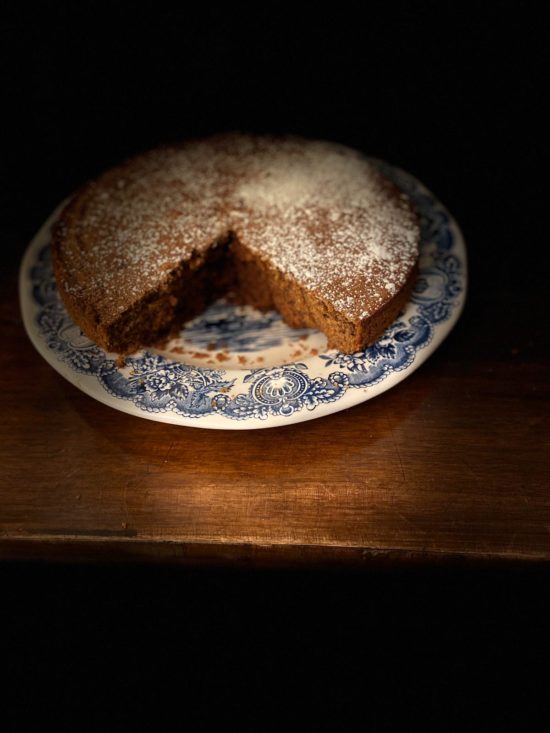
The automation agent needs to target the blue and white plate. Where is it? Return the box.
[19,161,467,430]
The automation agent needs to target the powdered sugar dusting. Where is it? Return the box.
[233,139,419,318]
[54,133,419,324]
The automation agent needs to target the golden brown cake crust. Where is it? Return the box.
[51,132,420,354]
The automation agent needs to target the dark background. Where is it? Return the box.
[2,3,547,251]
[1,2,548,725]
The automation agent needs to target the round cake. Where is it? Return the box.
[51,133,420,355]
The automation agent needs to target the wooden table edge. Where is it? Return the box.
[1,536,548,568]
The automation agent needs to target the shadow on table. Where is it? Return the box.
[60,357,437,479]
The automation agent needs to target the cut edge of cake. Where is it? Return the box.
[51,223,419,356]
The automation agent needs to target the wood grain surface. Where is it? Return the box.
[1,229,549,566]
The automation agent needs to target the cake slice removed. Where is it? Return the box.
[51,133,420,355]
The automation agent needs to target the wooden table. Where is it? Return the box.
[1,219,549,567]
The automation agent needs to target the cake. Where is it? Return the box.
[50,132,420,355]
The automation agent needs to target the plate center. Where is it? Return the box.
[152,299,328,369]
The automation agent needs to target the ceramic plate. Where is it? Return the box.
[19,160,467,429]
